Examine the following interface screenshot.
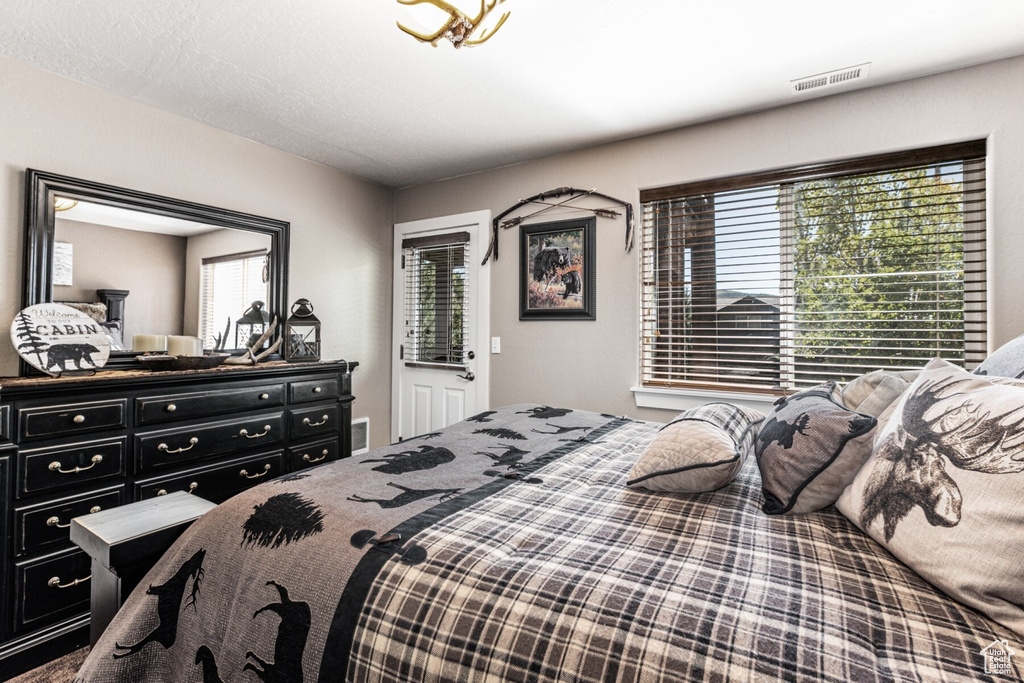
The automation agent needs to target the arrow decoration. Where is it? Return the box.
[482,186,635,264]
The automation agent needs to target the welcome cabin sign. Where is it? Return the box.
[10,303,110,376]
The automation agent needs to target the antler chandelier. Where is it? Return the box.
[397,0,510,48]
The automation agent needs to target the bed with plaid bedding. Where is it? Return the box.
[76,405,1018,682]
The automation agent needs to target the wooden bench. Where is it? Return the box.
[70,492,216,645]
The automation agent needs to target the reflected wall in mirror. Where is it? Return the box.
[24,169,289,373]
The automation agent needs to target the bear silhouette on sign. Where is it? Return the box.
[45,343,101,372]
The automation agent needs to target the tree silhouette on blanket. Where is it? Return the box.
[862,372,1024,541]
[113,548,205,658]
[244,581,311,683]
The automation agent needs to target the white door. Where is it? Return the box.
[392,210,490,442]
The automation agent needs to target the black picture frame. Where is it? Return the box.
[519,217,596,321]
[22,169,290,374]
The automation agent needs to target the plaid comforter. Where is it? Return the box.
[76,405,1019,682]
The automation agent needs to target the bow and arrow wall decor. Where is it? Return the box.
[482,187,636,266]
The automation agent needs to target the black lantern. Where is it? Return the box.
[285,298,321,362]
[235,300,270,349]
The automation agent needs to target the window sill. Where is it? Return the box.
[631,385,778,414]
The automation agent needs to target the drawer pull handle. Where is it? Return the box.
[240,425,272,439]
[46,516,71,528]
[48,502,104,527]
[156,481,198,497]
[166,404,177,412]
[303,449,329,463]
[259,393,270,400]
[49,454,103,474]
[158,437,199,453]
[240,464,271,479]
[72,414,86,424]
[313,387,322,394]
[48,574,91,589]
[303,415,329,427]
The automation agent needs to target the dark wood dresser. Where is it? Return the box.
[0,360,357,679]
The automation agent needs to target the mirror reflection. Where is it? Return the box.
[52,197,271,352]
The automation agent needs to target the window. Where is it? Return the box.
[199,250,269,349]
[639,141,986,394]
[402,232,470,367]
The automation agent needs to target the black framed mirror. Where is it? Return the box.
[23,169,289,373]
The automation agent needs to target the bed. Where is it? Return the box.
[73,402,1019,682]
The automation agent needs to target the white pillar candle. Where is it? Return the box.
[133,334,167,352]
[167,335,204,357]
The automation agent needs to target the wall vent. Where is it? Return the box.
[792,63,871,95]
[352,417,370,455]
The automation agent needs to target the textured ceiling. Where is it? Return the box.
[2,1,1023,188]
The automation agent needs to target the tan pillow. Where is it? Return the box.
[842,369,918,417]
[836,358,1024,638]
[628,403,764,493]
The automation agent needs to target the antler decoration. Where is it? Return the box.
[482,187,636,265]
[224,317,283,366]
[397,0,510,48]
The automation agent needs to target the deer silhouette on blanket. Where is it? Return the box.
[243,581,311,683]
[113,548,205,658]
[348,482,463,508]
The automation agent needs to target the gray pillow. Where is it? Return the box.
[836,358,1024,638]
[627,402,764,493]
[756,382,877,515]
[974,334,1024,378]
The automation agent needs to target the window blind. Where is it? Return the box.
[199,250,269,349]
[639,141,987,393]
[402,233,470,369]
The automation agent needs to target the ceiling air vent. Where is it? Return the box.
[792,63,871,95]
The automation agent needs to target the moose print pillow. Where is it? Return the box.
[755,382,877,515]
[836,359,1024,638]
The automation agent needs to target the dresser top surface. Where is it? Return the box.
[0,359,358,394]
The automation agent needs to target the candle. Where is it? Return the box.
[167,335,204,357]
[133,334,167,352]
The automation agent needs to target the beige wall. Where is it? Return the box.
[54,219,188,341]
[396,56,1024,423]
[0,56,395,449]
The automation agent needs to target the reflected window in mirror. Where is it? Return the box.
[199,250,269,349]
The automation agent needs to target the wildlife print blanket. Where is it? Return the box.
[75,404,1018,682]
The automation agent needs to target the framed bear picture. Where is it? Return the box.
[519,217,596,321]
[11,303,110,376]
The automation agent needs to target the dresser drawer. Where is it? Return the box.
[290,404,339,440]
[16,486,124,556]
[136,384,284,426]
[19,438,126,498]
[136,412,285,472]
[14,548,92,633]
[289,437,340,470]
[18,399,127,441]
[134,450,284,504]
[289,378,340,404]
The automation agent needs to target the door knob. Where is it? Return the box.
[457,371,475,381]
[467,351,476,360]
